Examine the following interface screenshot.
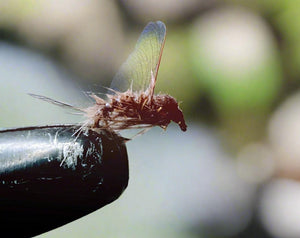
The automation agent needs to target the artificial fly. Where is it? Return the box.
[30,21,187,136]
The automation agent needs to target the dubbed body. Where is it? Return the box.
[84,91,186,131]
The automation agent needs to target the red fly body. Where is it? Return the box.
[83,79,187,132]
[30,21,187,133]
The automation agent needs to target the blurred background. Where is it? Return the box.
[1,0,300,237]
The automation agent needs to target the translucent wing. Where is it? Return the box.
[110,21,166,93]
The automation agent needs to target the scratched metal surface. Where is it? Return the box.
[0,125,129,237]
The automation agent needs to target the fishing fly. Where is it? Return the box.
[30,21,187,134]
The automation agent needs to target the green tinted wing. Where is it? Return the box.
[110,21,166,93]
